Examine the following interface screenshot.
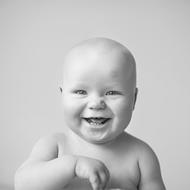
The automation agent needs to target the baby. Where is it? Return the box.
[15,38,166,190]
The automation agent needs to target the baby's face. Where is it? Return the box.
[61,41,136,144]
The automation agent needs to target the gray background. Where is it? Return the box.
[1,1,190,189]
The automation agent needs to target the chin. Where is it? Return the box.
[82,133,118,145]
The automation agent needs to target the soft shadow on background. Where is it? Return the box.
[1,1,190,189]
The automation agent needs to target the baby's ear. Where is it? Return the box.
[133,87,138,110]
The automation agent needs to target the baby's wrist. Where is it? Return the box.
[71,155,81,177]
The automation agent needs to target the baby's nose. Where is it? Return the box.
[88,97,106,110]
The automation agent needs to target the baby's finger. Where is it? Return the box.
[89,173,100,190]
[104,167,110,189]
[98,171,109,189]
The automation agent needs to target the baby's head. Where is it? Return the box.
[61,38,137,144]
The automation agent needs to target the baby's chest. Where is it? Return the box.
[108,162,140,189]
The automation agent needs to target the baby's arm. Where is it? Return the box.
[15,135,109,190]
[14,136,77,190]
[138,143,166,190]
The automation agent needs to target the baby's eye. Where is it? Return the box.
[73,90,87,95]
[105,91,122,96]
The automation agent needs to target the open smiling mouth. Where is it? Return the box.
[83,117,111,126]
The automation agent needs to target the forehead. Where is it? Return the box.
[64,49,132,77]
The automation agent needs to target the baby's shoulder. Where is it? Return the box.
[125,133,154,153]
[125,133,162,179]
[29,133,66,161]
[134,135,157,159]
[121,133,159,165]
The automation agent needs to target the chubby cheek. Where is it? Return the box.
[110,98,133,127]
[62,96,85,122]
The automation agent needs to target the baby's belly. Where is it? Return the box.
[63,178,91,190]
[62,177,138,190]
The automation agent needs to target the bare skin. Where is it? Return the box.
[15,38,166,190]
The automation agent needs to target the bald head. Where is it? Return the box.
[65,37,135,64]
[68,37,128,53]
[62,37,136,91]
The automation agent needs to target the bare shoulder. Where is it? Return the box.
[121,133,155,156]
[125,133,158,158]
[125,134,166,190]
[28,133,66,162]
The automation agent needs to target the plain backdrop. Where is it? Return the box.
[1,1,190,189]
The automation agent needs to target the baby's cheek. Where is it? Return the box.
[66,99,87,117]
[111,98,131,114]
[114,101,133,125]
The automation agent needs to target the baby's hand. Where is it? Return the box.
[75,156,110,190]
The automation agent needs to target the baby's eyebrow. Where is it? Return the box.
[105,83,123,89]
[70,83,88,89]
